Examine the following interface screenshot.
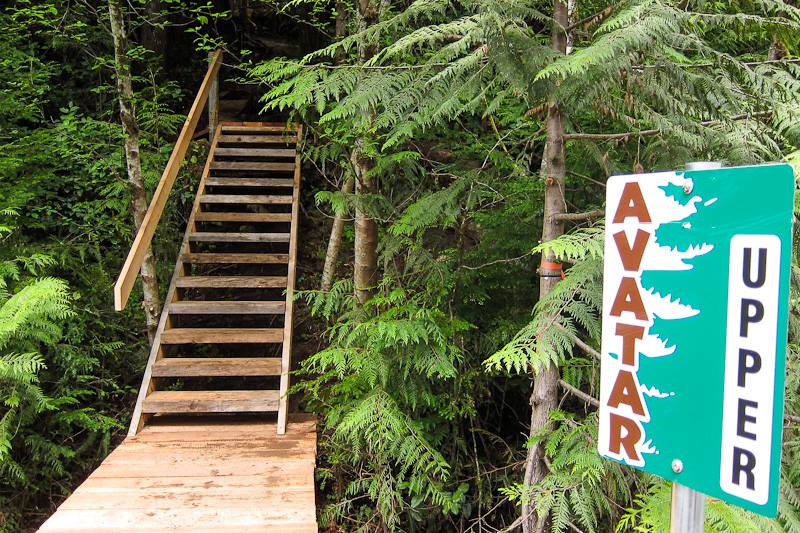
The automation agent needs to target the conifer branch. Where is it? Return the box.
[633,57,800,71]
[566,6,614,32]
[559,380,599,407]
[555,324,600,361]
[562,111,773,141]
[553,210,604,222]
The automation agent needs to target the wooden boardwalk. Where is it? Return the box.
[38,415,317,532]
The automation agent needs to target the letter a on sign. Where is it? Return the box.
[598,164,794,517]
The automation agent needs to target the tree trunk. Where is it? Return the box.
[320,0,354,293]
[352,146,378,303]
[321,177,354,291]
[141,0,166,58]
[109,0,161,343]
[521,1,569,532]
[352,0,380,305]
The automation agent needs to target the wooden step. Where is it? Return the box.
[214,148,296,158]
[222,125,293,133]
[176,276,287,288]
[189,232,291,243]
[160,328,284,344]
[168,301,286,314]
[181,252,289,264]
[205,177,294,187]
[194,212,292,223]
[219,134,296,144]
[152,357,282,377]
[141,390,280,413]
[199,194,293,204]
[210,162,295,171]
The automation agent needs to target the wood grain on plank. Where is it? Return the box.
[205,177,294,187]
[214,148,296,158]
[168,301,285,314]
[219,134,296,144]
[38,414,317,532]
[199,194,293,204]
[39,506,313,529]
[194,212,292,223]
[189,232,291,243]
[222,124,293,133]
[181,252,289,263]
[152,357,281,377]
[139,413,316,433]
[159,328,284,344]
[210,161,295,171]
[142,390,280,413]
[175,276,287,288]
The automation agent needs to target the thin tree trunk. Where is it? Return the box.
[109,0,161,343]
[521,1,569,532]
[352,147,378,303]
[320,1,353,292]
[321,177,354,291]
[335,0,348,40]
[141,0,166,58]
[352,0,379,305]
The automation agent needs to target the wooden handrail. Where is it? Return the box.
[114,50,222,311]
[277,124,303,435]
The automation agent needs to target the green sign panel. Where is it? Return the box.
[598,163,794,516]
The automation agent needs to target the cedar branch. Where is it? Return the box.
[562,111,773,142]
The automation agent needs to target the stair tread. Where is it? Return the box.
[152,357,281,377]
[218,134,296,144]
[194,212,292,223]
[210,161,295,171]
[205,177,295,187]
[222,125,294,133]
[181,252,289,264]
[199,194,293,204]
[214,147,296,158]
[188,232,290,243]
[142,390,280,413]
[168,301,286,314]
[159,328,284,344]
[176,276,287,288]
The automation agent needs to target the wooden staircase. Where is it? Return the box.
[129,122,302,436]
[39,53,317,531]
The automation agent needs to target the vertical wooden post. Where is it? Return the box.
[668,160,721,532]
[208,51,219,142]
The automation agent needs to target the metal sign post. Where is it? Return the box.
[665,161,720,533]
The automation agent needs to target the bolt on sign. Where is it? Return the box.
[597,163,795,517]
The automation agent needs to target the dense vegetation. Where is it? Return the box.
[1,0,799,532]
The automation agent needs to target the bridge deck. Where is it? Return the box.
[38,414,317,532]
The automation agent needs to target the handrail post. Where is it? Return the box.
[208,51,220,142]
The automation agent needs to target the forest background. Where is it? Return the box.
[1,0,799,532]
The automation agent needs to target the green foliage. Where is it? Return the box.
[502,412,633,533]
[617,478,785,532]
[485,227,604,374]
[296,280,470,527]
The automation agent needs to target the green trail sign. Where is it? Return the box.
[598,163,795,517]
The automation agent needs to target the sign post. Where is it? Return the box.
[597,162,794,520]
[666,161,721,533]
